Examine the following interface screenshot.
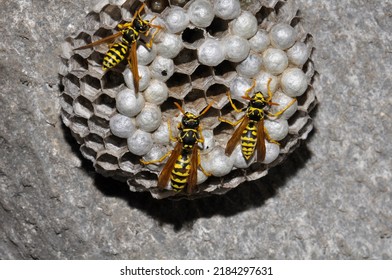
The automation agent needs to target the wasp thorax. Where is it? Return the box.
[61,0,316,199]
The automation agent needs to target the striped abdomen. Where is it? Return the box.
[241,121,258,160]
[170,150,192,192]
[102,42,128,70]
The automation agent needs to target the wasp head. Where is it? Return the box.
[250,92,268,109]
[182,112,200,129]
[134,18,149,33]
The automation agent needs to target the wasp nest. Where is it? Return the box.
[60,0,316,199]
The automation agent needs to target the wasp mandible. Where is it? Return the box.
[141,102,213,194]
[74,3,162,92]
[220,79,296,162]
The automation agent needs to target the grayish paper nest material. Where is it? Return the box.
[59,0,317,199]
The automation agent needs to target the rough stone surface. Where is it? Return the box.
[1,0,392,259]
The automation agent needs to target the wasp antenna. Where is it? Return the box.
[199,102,214,117]
[241,95,252,101]
[174,102,186,115]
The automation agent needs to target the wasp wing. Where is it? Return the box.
[74,32,122,50]
[225,116,249,156]
[129,42,140,92]
[157,142,182,190]
[256,118,266,162]
[187,144,200,194]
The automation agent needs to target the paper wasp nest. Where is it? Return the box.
[60,0,316,199]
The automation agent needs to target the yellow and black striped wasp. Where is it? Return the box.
[141,102,213,194]
[220,79,296,162]
[74,3,162,92]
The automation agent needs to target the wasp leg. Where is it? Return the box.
[198,152,211,177]
[167,120,177,143]
[264,78,273,102]
[242,79,257,99]
[263,127,279,145]
[140,150,171,165]
[218,116,243,127]
[268,98,297,118]
[226,91,244,113]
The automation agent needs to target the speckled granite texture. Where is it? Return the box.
[0,0,391,259]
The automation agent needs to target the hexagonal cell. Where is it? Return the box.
[95,151,119,171]
[88,115,110,138]
[63,73,80,99]
[69,54,88,72]
[104,135,128,154]
[90,28,116,53]
[166,72,192,99]
[191,65,214,90]
[205,83,229,109]
[60,93,74,115]
[84,133,105,153]
[69,116,89,139]
[84,11,100,31]
[100,4,122,28]
[213,60,237,85]
[206,17,229,38]
[199,106,220,130]
[94,93,116,118]
[101,69,125,93]
[73,95,94,119]
[73,31,93,57]
[173,48,199,75]
[80,144,97,163]
[181,27,205,48]
[119,151,142,173]
[160,97,182,116]
[80,74,102,102]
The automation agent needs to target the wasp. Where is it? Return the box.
[141,102,213,193]
[74,3,162,92]
[220,79,296,162]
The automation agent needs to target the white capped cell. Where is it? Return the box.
[262,142,280,164]
[231,11,258,39]
[144,79,169,105]
[254,71,279,97]
[264,118,289,141]
[109,113,136,139]
[156,32,183,59]
[223,35,250,63]
[270,91,298,119]
[201,147,234,177]
[281,68,308,97]
[187,0,214,28]
[152,122,170,145]
[236,53,262,78]
[149,56,175,82]
[199,129,215,153]
[197,38,225,66]
[127,129,153,156]
[136,103,162,132]
[163,7,190,33]
[230,76,254,102]
[269,23,297,50]
[116,88,145,117]
[249,30,270,53]
[123,66,151,92]
[262,48,289,75]
[287,42,310,66]
[141,146,168,172]
[137,43,157,66]
[213,0,241,20]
